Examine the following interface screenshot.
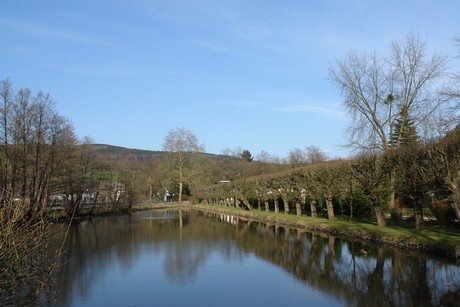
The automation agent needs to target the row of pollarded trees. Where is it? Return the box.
[195,128,460,231]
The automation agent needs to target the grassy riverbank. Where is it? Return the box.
[190,203,460,261]
[51,202,460,261]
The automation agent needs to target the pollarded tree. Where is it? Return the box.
[393,143,434,231]
[351,154,391,226]
[302,168,320,218]
[162,127,205,202]
[426,127,460,221]
[315,163,345,220]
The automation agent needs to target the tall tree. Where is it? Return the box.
[329,33,449,152]
[0,82,77,217]
[329,34,450,210]
[0,80,76,304]
[162,127,204,202]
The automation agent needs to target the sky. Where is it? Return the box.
[1,0,459,159]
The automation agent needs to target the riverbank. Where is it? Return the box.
[53,202,460,261]
[189,203,460,261]
[50,202,190,221]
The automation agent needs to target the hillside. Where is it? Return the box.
[89,143,232,163]
[88,144,289,188]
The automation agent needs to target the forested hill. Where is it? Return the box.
[87,144,290,185]
[90,144,222,162]
[91,144,246,162]
[90,144,166,161]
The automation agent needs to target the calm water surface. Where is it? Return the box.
[46,210,460,306]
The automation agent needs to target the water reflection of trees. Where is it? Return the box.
[210,213,459,307]
[51,210,460,306]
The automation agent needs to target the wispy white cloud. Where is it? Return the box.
[0,17,108,46]
[274,103,345,119]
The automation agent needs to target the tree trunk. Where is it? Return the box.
[325,195,335,219]
[374,205,386,227]
[274,199,279,213]
[451,180,460,221]
[178,181,183,202]
[265,201,269,212]
[388,170,396,210]
[295,202,302,216]
[310,199,317,218]
[413,199,425,231]
[283,197,289,214]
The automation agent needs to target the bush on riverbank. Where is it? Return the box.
[0,201,63,305]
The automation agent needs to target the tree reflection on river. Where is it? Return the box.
[46,210,460,306]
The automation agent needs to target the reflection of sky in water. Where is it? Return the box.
[71,242,342,307]
[56,211,459,307]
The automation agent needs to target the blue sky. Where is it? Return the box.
[1,0,459,158]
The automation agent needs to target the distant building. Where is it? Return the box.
[218,180,231,184]
[164,189,172,202]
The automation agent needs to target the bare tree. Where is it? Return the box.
[255,150,271,162]
[220,146,242,157]
[61,136,95,216]
[305,145,327,164]
[329,33,449,152]
[330,34,451,211]
[145,158,164,200]
[162,127,205,202]
[438,37,460,131]
[0,80,76,304]
[288,147,306,168]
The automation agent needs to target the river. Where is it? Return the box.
[43,209,460,306]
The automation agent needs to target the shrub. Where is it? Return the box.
[430,203,457,224]
[344,190,372,218]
